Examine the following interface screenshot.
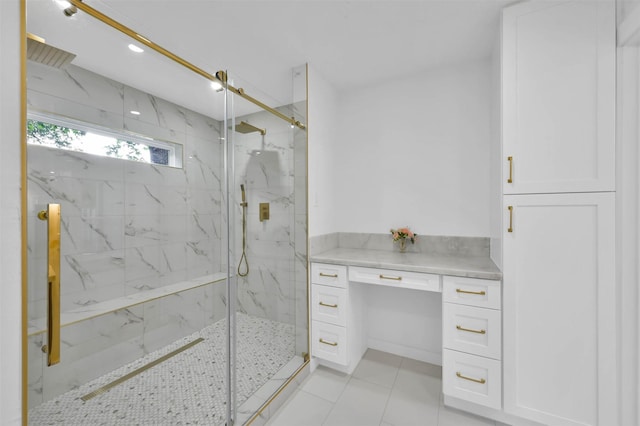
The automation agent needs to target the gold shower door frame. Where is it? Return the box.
[19,1,310,424]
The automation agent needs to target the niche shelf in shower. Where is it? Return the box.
[27,272,228,336]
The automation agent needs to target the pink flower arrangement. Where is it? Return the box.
[390,227,417,244]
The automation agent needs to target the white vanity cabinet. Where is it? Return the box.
[310,263,366,373]
[442,276,502,410]
[310,263,443,374]
[310,260,504,410]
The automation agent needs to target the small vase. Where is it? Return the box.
[399,239,407,253]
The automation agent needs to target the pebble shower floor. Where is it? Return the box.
[28,313,296,425]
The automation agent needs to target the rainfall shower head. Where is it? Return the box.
[27,33,76,70]
[235,121,266,136]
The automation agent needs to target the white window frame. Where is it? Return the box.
[27,111,183,168]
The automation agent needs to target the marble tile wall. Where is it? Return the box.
[27,62,224,318]
[233,99,308,357]
[27,281,227,409]
[26,62,225,404]
[26,60,308,406]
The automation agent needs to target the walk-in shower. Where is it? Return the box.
[23,1,308,424]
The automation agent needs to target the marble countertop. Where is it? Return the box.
[311,248,502,280]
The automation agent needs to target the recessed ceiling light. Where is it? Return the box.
[210,81,222,91]
[128,44,144,53]
[130,110,141,115]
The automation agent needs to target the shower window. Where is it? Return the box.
[27,113,183,167]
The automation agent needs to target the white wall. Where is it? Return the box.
[0,0,24,424]
[619,0,640,23]
[332,60,492,237]
[489,38,502,270]
[308,65,340,237]
[617,45,640,426]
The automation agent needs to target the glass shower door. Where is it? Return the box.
[228,67,309,424]
[26,1,230,424]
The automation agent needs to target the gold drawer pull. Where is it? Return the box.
[319,301,338,308]
[456,372,486,384]
[456,288,486,296]
[319,338,338,347]
[507,156,513,183]
[319,272,338,278]
[379,274,402,281]
[456,325,486,334]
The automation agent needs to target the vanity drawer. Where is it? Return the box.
[443,349,502,410]
[348,266,441,292]
[443,303,501,360]
[443,276,501,309]
[312,284,348,327]
[312,320,347,366]
[311,263,348,288]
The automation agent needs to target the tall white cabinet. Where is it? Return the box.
[502,1,615,194]
[502,193,616,426]
[500,2,618,426]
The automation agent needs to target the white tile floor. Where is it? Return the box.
[266,349,497,426]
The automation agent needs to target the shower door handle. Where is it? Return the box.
[38,204,61,366]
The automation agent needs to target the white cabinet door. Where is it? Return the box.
[503,192,616,426]
[502,1,615,194]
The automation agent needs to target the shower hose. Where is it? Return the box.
[237,200,249,277]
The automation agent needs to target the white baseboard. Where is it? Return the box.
[367,337,442,365]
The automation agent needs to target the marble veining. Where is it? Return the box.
[337,232,490,257]
[310,232,339,256]
[312,247,501,280]
[233,106,307,331]
[28,273,226,336]
[26,59,308,422]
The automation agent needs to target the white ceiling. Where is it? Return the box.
[27,0,512,120]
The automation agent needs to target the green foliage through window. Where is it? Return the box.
[26,116,179,168]
[105,139,148,162]
[27,120,86,149]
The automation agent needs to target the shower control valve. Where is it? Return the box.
[259,203,270,222]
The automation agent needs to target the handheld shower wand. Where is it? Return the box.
[240,184,247,205]
[238,184,249,277]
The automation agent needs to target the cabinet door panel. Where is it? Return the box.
[502,1,615,194]
[503,193,616,426]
